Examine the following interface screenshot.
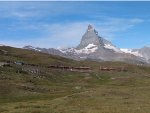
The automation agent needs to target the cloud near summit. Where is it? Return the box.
[29,18,143,48]
[0,18,144,48]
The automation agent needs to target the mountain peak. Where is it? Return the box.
[87,24,94,31]
[76,25,101,49]
[87,24,98,35]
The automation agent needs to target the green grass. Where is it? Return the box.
[0,46,150,113]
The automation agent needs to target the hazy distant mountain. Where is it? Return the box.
[121,47,150,63]
[23,25,149,64]
[23,45,66,57]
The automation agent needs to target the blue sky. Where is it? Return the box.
[0,1,150,49]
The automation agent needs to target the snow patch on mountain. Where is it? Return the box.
[104,44,122,52]
[35,48,41,52]
[59,43,98,54]
[120,48,143,57]
[85,44,97,49]
[75,43,98,54]
[59,47,75,53]
[24,46,41,52]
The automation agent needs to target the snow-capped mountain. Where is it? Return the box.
[76,25,120,51]
[23,45,66,57]
[120,48,143,57]
[136,47,150,61]
[23,25,149,64]
[59,25,122,55]
[121,47,150,62]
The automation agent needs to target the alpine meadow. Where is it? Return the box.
[0,1,150,113]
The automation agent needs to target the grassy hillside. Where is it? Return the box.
[0,46,150,113]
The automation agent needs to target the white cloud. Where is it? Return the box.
[96,18,144,32]
[94,18,144,40]
[0,18,144,48]
[42,18,144,46]
[29,22,90,48]
[0,22,89,48]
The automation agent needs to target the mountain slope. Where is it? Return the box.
[133,47,150,61]
[121,47,150,63]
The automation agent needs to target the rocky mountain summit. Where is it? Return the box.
[23,25,150,64]
[76,25,118,51]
